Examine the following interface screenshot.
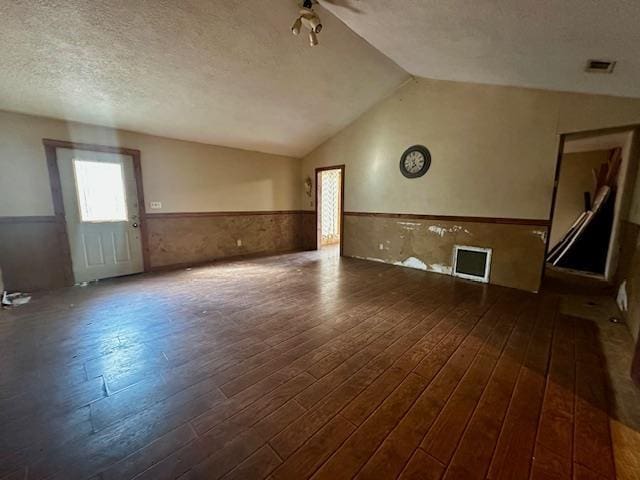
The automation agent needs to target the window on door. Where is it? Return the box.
[73,159,129,222]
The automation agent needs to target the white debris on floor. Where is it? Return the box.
[1,291,31,307]
[0,265,32,307]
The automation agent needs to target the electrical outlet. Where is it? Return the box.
[379,243,384,250]
[149,201,162,209]
[237,239,242,247]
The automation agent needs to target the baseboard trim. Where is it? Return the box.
[148,248,306,272]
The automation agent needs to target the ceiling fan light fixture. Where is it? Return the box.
[291,1,322,46]
[309,30,318,46]
[291,17,302,35]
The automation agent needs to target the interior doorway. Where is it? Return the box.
[44,140,148,285]
[315,165,344,255]
[546,129,635,281]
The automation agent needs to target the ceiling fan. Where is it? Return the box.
[291,0,323,47]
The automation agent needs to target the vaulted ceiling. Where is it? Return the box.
[324,0,640,99]
[0,1,407,157]
[1,1,638,158]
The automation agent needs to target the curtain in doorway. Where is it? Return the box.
[321,170,341,246]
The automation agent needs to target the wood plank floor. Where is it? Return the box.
[0,249,625,479]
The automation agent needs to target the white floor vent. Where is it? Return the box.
[452,245,492,283]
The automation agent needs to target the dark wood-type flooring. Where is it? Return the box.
[0,249,620,479]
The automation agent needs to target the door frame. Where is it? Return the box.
[542,124,639,287]
[315,164,345,256]
[543,134,566,267]
[42,139,150,285]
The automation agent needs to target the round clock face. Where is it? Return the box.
[400,145,431,178]
[404,151,426,174]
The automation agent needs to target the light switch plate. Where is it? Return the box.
[150,201,162,209]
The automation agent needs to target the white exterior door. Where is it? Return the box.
[57,148,144,283]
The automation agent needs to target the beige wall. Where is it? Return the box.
[628,132,640,225]
[617,132,640,341]
[302,77,640,219]
[0,110,302,217]
[302,77,640,290]
[549,150,610,248]
[617,222,640,342]
[4,79,640,292]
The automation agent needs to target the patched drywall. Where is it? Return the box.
[344,215,547,292]
[302,77,640,291]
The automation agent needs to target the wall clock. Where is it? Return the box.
[399,145,431,178]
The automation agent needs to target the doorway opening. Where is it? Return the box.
[546,129,636,283]
[315,165,344,255]
[44,139,148,285]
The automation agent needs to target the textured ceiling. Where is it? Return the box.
[0,1,407,157]
[322,0,640,98]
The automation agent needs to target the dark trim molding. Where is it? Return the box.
[42,139,150,282]
[131,154,150,271]
[145,210,305,219]
[43,143,75,286]
[632,339,640,388]
[0,216,58,224]
[343,211,550,227]
[546,135,566,241]
[42,138,140,157]
[561,123,640,138]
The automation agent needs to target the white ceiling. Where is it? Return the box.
[322,0,640,98]
[2,1,639,159]
[0,1,407,157]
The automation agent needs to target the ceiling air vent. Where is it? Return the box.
[585,59,616,73]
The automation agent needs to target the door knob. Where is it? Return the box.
[132,222,139,228]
